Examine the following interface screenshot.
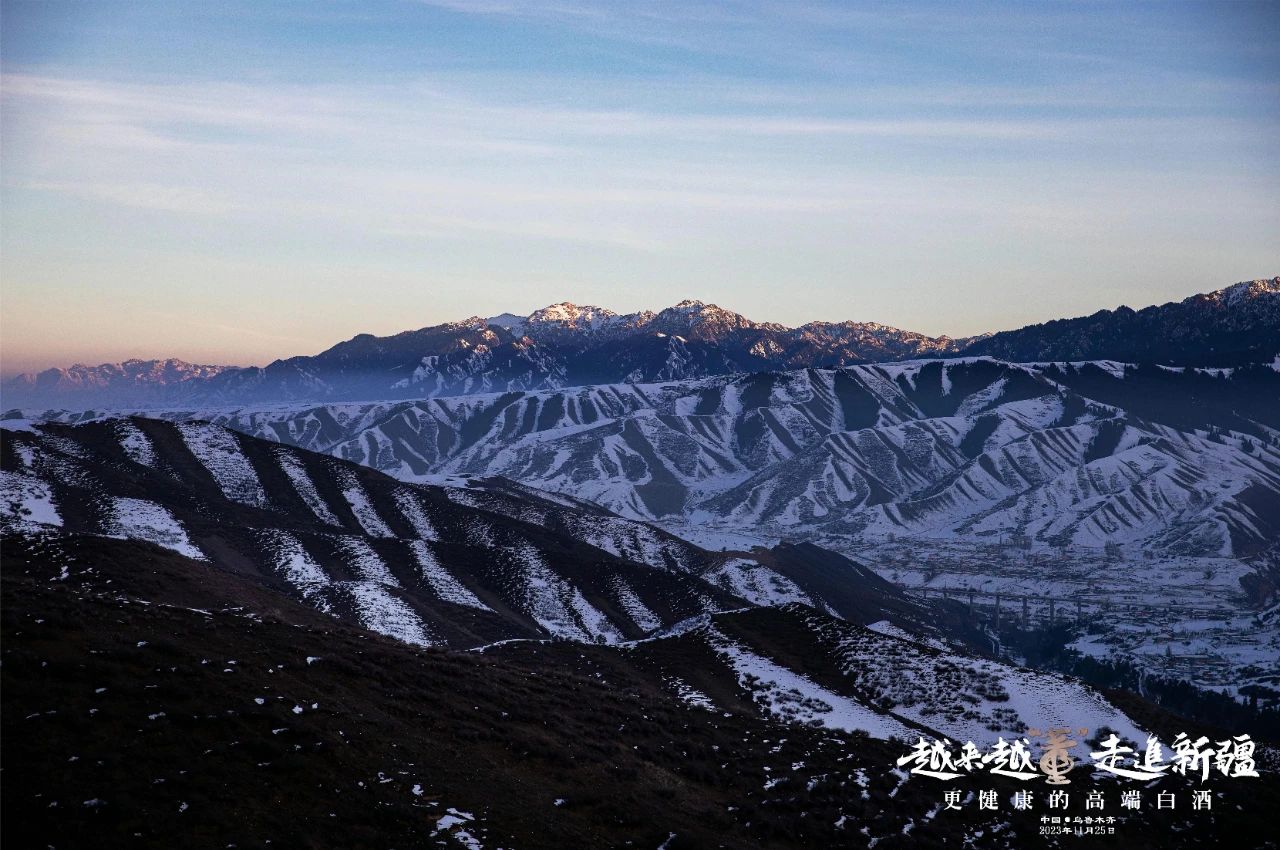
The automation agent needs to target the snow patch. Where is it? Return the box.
[706,558,809,607]
[177,422,267,508]
[276,452,340,525]
[394,489,439,540]
[0,470,62,530]
[336,469,394,537]
[104,497,204,560]
[706,627,917,741]
[410,540,490,610]
[612,578,663,632]
[339,581,434,647]
[259,529,331,611]
[116,420,158,467]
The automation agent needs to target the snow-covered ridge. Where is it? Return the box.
[36,357,1276,559]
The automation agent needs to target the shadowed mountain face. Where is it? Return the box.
[29,359,1280,559]
[966,277,1280,367]
[5,277,1275,408]
[9,531,1277,849]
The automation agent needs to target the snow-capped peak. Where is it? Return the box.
[653,300,762,337]
[1211,277,1280,307]
[524,302,623,331]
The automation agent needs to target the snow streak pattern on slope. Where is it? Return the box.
[611,577,662,632]
[177,422,268,508]
[409,540,490,611]
[335,537,398,585]
[512,543,622,643]
[340,581,433,648]
[259,529,332,612]
[394,490,439,540]
[334,536,433,646]
[335,468,395,537]
[275,451,340,525]
[0,421,764,654]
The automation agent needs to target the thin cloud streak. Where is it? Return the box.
[1,73,1089,143]
[6,70,1272,165]
[8,65,1277,259]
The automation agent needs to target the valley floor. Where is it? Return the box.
[841,539,1279,704]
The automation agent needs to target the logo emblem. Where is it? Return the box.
[1031,727,1087,785]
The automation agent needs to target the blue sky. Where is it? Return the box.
[2,0,1278,373]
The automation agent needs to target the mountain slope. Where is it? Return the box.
[0,417,1171,748]
[0,533,938,850]
[12,532,1276,849]
[33,359,1279,559]
[3,417,989,649]
[7,418,1279,848]
[0,418,735,648]
[961,277,1280,366]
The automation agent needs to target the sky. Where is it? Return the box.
[1,1,1278,375]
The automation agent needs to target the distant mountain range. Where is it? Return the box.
[28,358,1280,562]
[6,277,1276,409]
[3,358,236,408]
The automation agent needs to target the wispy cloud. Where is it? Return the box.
[27,180,244,215]
[1,74,339,132]
[10,70,1261,160]
[5,68,1276,258]
[1,72,1070,144]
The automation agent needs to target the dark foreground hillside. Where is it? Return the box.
[5,531,1279,849]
